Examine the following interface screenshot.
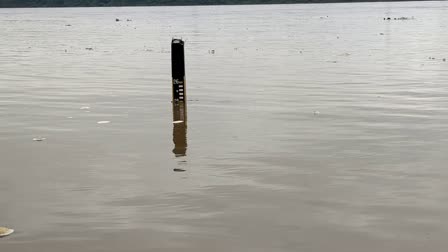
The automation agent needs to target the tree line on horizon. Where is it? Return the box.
[0,0,424,8]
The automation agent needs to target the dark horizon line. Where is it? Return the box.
[0,0,436,9]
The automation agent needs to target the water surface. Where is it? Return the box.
[1,2,448,251]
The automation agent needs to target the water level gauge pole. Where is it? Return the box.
[171,38,187,157]
[171,38,186,103]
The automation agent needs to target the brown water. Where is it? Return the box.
[1,1,448,251]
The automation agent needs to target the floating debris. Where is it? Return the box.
[67,116,73,119]
[116,18,120,22]
[0,227,14,238]
[65,24,71,27]
[173,168,186,172]
[384,16,414,21]
[33,137,46,142]
[443,58,446,62]
[127,19,132,22]
[173,120,184,124]
[379,33,384,35]
[85,48,93,51]
[97,121,110,124]
[313,111,320,115]
[80,106,90,110]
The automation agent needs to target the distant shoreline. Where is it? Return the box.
[0,0,435,9]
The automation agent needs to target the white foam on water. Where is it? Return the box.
[0,227,14,238]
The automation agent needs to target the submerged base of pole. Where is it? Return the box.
[172,102,187,157]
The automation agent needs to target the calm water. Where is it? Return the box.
[1,1,448,251]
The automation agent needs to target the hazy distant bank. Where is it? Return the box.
[0,0,432,8]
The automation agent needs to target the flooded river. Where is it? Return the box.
[1,1,448,251]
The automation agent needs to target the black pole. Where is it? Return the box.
[171,38,185,102]
[171,38,187,157]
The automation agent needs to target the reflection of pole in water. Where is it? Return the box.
[171,38,187,157]
[172,102,187,157]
